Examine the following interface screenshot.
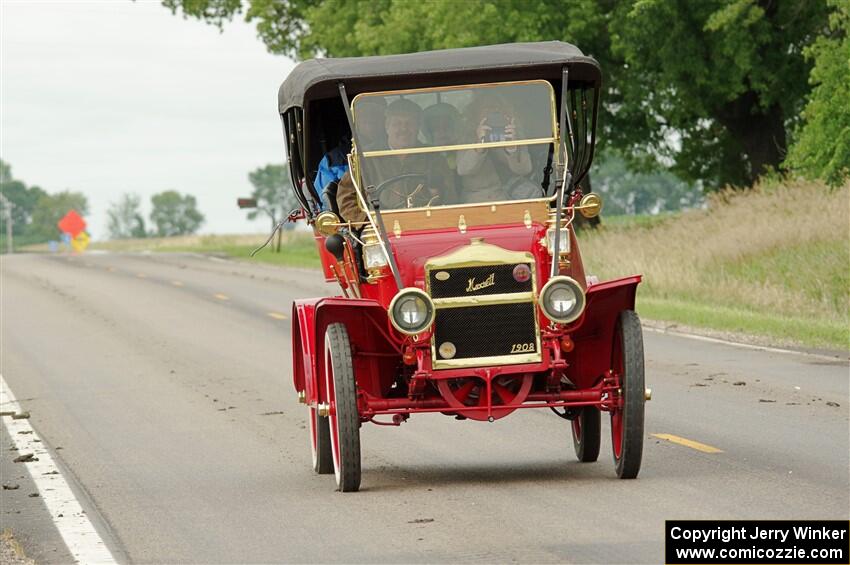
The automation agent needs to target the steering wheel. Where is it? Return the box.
[368,173,428,203]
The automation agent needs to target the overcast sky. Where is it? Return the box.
[1,0,296,238]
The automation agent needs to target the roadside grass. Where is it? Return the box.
[90,232,321,269]
[0,234,52,254]
[581,179,850,350]
[597,212,677,230]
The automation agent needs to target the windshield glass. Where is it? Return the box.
[351,81,557,211]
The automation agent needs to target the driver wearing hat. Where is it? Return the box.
[336,98,457,223]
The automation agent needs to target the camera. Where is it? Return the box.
[485,112,508,142]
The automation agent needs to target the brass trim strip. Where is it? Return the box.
[364,193,595,223]
[362,137,556,158]
[433,352,542,370]
[433,292,534,309]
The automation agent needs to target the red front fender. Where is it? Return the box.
[291,298,320,399]
[566,275,642,388]
[291,297,400,406]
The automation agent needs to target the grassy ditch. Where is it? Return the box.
[580,180,849,350]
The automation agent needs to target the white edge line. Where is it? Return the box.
[642,325,848,363]
[1,374,117,564]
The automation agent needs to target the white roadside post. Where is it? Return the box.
[0,192,13,254]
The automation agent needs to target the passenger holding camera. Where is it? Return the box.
[456,99,537,203]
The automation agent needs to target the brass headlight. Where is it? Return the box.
[388,288,435,335]
[540,276,585,324]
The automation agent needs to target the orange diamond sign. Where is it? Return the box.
[58,210,86,237]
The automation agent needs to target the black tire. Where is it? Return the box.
[571,406,601,462]
[612,310,645,479]
[309,407,333,474]
[324,323,361,492]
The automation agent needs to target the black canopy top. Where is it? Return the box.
[278,41,601,113]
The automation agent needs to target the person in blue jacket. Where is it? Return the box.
[314,97,387,210]
[313,137,350,210]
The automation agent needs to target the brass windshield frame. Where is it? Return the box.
[350,79,560,193]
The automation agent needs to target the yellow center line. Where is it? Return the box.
[136,273,147,278]
[267,312,288,320]
[213,293,230,301]
[107,267,115,272]
[171,281,184,287]
[652,433,723,454]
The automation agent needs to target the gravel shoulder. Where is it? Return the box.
[1,530,37,565]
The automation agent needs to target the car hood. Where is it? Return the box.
[387,223,549,290]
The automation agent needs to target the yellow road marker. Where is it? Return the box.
[71,232,90,252]
[213,293,230,301]
[136,273,146,278]
[652,433,723,454]
[107,267,115,272]
[267,312,288,320]
[171,281,184,287]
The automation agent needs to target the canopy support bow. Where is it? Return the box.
[551,66,574,278]
[338,82,404,291]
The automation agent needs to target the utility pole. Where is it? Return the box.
[0,193,13,254]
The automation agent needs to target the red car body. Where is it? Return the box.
[278,41,647,491]
[293,212,641,421]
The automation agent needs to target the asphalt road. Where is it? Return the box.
[2,252,848,564]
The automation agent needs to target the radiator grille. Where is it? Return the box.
[428,263,533,298]
[433,302,538,360]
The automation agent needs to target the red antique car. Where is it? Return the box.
[276,41,648,492]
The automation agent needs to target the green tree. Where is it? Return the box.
[785,0,850,187]
[107,193,148,239]
[162,0,832,189]
[28,191,90,242]
[150,190,205,237]
[246,163,298,230]
[608,0,830,188]
[0,160,48,235]
[591,154,703,216]
[0,159,11,183]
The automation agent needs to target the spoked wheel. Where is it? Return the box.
[308,405,333,474]
[436,374,533,421]
[571,407,601,462]
[610,310,645,479]
[324,323,361,492]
